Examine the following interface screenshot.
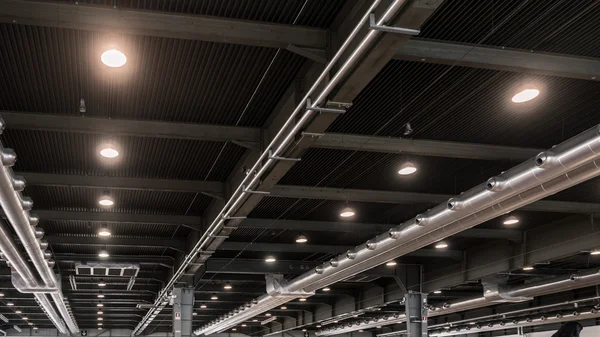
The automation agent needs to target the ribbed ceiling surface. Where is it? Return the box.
[420,0,600,58]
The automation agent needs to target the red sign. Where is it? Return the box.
[175,312,181,320]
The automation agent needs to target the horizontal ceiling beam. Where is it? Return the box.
[422,214,600,292]
[1,112,261,143]
[0,0,326,49]
[54,254,175,266]
[239,218,522,242]
[35,210,203,228]
[395,39,600,80]
[313,133,541,161]
[45,235,186,252]
[20,172,224,198]
[270,185,600,214]
[217,242,462,260]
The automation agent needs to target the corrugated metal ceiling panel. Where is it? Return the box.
[40,219,184,238]
[30,0,346,28]
[1,129,245,181]
[327,60,600,148]
[420,0,600,58]
[0,24,305,127]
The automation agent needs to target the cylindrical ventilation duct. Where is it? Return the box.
[0,124,79,333]
[317,268,600,335]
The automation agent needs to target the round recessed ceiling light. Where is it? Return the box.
[503,215,519,225]
[200,304,207,309]
[97,303,104,307]
[512,88,539,103]
[299,298,306,302]
[434,242,448,249]
[192,312,197,316]
[97,317,103,321]
[98,225,111,237]
[97,294,105,298]
[322,287,330,292]
[302,329,307,332]
[265,256,276,263]
[98,195,114,207]
[98,250,110,258]
[232,328,237,331]
[433,290,442,294]
[281,306,287,310]
[241,324,247,327]
[101,49,127,68]
[99,146,119,158]
[22,317,28,320]
[340,207,355,218]
[265,313,272,317]
[98,281,106,287]
[386,261,397,267]
[211,294,218,300]
[33,327,38,330]
[253,319,258,322]
[591,249,600,255]
[7,302,14,306]
[522,266,534,271]
[15,310,21,314]
[0,292,4,297]
[398,162,417,175]
[296,234,308,243]
[223,283,232,290]
[97,311,103,315]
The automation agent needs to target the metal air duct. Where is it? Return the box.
[199,124,600,335]
[317,268,600,335]
[0,121,79,333]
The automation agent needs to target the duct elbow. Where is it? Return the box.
[1,149,16,166]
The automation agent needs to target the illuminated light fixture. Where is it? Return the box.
[98,317,103,321]
[252,319,258,322]
[591,249,600,255]
[98,225,111,237]
[33,327,38,330]
[433,290,442,294]
[512,88,540,103]
[316,325,322,328]
[398,162,417,175]
[265,313,272,317]
[333,321,338,323]
[322,287,330,292]
[97,294,105,298]
[98,328,102,331]
[98,323,103,326]
[299,298,306,302]
[265,256,276,263]
[101,49,127,68]
[7,302,14,306]
[340,207,356,218]
[28,323,33,326]
[99,145,119,158]
[98,250,109,258]
[241,324,247,327]
[97,303,104,307]
[469,322,476,325]
[281,306,287,310]
[98,195,114,207]
[223,283,232,290]
[97,311,103,315]
[0,292,4,297]
[503,215,519,225]
[232,328,237,331]
[98,281,106,287]
[296,234,308,243]
[22,317,28,320]
[200,304,207,309]
[15,310,21,314]
[386,261,397,267]
[211,294,218,300]
[359,330,364,332]
[376,326,382,329]
[434,241,448,249]
[192,312,198,316]
[522,266,534,271]
[302,329,307,332]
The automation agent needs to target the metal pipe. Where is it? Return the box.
[134,0,399,334]
[0,127,79,333]
[317,268,600,335]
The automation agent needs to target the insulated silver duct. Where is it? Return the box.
[429,310,600,337]
[137,0,410,334]
[0,121,79,333]
[199,124,600,336]
[0,221,68,334]
[317,268,600,335]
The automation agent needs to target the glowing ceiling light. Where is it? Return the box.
[317,325,322,328]
[15,310,21,314]
[253,319,258,322]
[522,266,534,271]
[386,261,397,267]
[97,311,103,315]
[200,304,207,309]
[101,49,127,68]
[0,293,4,297]
[99,146,119,158]
[322,287,330,292]
[512,88,540,103]
[192,312,197,316]
[398,162,417,175]
[98,225,111,237]
[265,313,272,317]
[98,195,114,207]
[7,302,14,306]
[211,294,218,300]
[98,250,110,258]
[232,328,237,331]
[339,207,355,218]
[97,294,105,298]
[241,324,247,327]
[281,306,287,310]
[434,241,448,249]
[302,329,307,332]
[591,249,600,255]
[295,234,308,243]
[433,290,442,294]
[22,317,28,320]
[97,303,104,307]
[98,281,106,287]
[265,256,276,263]
[97,317,103,321]
[223,283,232,290]
[299,298,307,302]
[33,327,38,330]
[503,215,519,225]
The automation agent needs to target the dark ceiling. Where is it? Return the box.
[0,0,600,336]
